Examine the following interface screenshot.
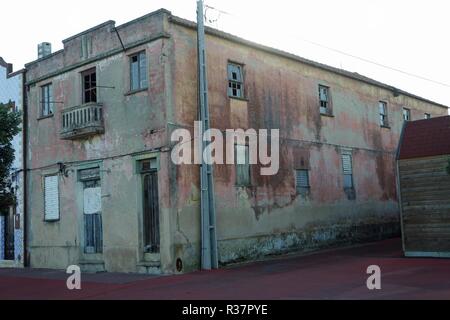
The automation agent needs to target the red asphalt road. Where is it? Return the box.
[0,238,449,300]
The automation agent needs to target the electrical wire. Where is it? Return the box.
[204,3,450,89]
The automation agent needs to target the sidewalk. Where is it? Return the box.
[1,238,449,300]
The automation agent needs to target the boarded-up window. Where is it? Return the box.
[342,153,354,189]
[236,145,251,186]
[228,63,244,98]
[44,175,60,221]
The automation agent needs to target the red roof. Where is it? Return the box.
[398,116,450,160]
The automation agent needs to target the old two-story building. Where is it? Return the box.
[24,9,448,274]
[0,57,26,268]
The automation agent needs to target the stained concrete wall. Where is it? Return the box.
[0,61,25,267]
[24,9,448,274]
[166,19,448,270]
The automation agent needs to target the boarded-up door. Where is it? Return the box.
[143,170,160,253]
[82,176,102,254]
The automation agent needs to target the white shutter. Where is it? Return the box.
[342,154,353,174]
[44,175,60,221]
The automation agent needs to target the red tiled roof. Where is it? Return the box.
[398,116,450,160]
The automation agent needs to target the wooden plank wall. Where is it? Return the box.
[399,155,450,253]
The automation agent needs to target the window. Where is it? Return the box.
[403,108,411,121]
[379,101,388,127]
[228,63,244,98]
[296,170,310,194]
[44,175,59,221]
[130,51,148,91]
[319,85,331,114]
[41,84,53,117]
[139,159,160,254]
[341,153,354,189]
[425,113,431,119]
[82,68,97,104]
[235,145,251,186]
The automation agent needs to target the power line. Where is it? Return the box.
[203,3,450,89]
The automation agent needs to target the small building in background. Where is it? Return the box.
[397,116,450,258]
[0,57,26,267]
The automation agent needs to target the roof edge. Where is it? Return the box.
[169,15,448,109]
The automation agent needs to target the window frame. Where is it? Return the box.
[319,85,332,115]
[227,62,245,99]
[403,108,411,122]
[379,101,389,127]
[40,83,53,118]
[424,113,431,119]
[129,51,148,92]
[82,68,97,104]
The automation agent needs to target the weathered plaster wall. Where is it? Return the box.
[26,11,174,273]
[168,21,448,269]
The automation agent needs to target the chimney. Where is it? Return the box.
[38,42,52,59]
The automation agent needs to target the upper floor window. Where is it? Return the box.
[82,68,97,104]
[379,101,389,127]
[130,51,148,91]
[41,84,53,117]
[228,63,244,99]
[403,108,411,121]
[424,113,431,119]
[319,85,331,114]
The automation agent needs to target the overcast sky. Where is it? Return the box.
[1,0,449,107]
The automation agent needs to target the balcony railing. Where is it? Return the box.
[61,103,104,140]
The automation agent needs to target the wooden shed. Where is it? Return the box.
[397,115,450,258]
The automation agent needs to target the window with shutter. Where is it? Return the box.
[130,51,148,91]
[341,154,354,189]
[41,84,53,117]
[44,175,60,221]
[296,170,310,190]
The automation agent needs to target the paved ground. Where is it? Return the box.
[0,238,449,300]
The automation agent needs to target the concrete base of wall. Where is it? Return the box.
[218,222,400,265]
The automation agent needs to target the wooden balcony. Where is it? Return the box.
[61,103,104,140]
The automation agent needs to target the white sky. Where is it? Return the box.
[1,0,449,107]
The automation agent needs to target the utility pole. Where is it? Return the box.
[197,0,218,270]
